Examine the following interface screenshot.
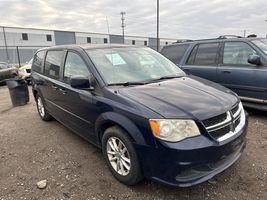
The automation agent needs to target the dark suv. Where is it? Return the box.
[31,44,247,187]
[161,36,267,111]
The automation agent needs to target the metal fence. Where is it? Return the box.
[0,46,48,67]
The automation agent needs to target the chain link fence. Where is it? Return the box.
[0,46,48,67]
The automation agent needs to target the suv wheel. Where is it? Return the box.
[36,94,52,121]
[102,126,143,185]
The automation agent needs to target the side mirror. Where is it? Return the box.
[70,75,92,90]
[248,55,262,66]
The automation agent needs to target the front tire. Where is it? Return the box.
[36,94,52,121]
[102,126,143,185]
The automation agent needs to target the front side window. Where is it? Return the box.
[63,52,90,83]
[223,42,256,65]
[252,39,267,55]
[32,51,46,73]
[86,47,185,85]
[194,43,219,65]
[44,51,64,79]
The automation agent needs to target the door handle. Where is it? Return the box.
[222,70,231,74]
[59,88,67,95]
[51,85,58,90]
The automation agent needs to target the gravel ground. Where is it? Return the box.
[0,86,266,200]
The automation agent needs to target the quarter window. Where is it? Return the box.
[193,43,219,65]
[32,50,46,73]
[44,51,64,79]
[63,52,90,83]
[162,44,189,64]
[223,42,256,65]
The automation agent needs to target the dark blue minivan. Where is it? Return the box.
[31,44,247,187]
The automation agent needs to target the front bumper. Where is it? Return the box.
[136,118,248,187]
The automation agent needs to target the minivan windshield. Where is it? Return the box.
[86,47,185,85]
[252,39,267,55]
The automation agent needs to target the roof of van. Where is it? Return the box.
[39,44,140,51]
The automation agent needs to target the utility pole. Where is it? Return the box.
[120,11,126,44]
[243,30,247,37]
[156,0,160,51]
[2,27,9,63]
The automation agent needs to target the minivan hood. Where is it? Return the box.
[118,76,239,120]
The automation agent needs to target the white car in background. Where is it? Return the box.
[18,59,32,84]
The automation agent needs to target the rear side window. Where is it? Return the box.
[44,50,64,79]
[161,44,189,64]
[188,43,219,65]
[32,51,45,73]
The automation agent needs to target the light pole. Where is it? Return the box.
[156,0,160,51]
[120,11,126,44]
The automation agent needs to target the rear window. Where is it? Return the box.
[187,43,219,65]
[32,51,45,73]
[44,50,64,79]
[161,44,189,64]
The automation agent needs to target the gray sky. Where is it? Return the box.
[0,0,266,39]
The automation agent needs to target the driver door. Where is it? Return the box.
[217,41,266,100]
[56,50,96,141]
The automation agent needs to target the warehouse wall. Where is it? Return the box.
[0,26,178,64]
[54,31,76,45]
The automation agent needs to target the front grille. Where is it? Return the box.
[231,104,239,116]
[26,69,31,73]
[202,113,227,127]
[202,103,243,141]
[234,117,241,129]
[209,125,231,139]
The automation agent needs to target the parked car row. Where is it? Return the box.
[31,44,247,187]
[0,60,32,85]
[0,62,17,85]
[161,35,267,111]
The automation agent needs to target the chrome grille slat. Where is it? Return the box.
[202,103,245,141]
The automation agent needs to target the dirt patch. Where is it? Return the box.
[0,86,266,200]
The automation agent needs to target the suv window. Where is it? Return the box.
[44,50,64,79]
[223,42,256,65]
[161,44,189,64]
[193,43,219,65]
[32,51,46,73]
[63,52,91,83]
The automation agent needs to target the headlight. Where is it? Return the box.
[149,119,200,142]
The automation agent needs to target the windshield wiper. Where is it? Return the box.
[146,75,182,83]
[108,81,146,87]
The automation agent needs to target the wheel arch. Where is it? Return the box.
[95,112,147,147]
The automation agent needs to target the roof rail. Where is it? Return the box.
[173,39,194,43]
[218,35,243,39]
[247,34,257,38]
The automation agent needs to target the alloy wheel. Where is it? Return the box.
[106,137,131,176]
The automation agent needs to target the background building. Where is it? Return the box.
[0,26,178,65]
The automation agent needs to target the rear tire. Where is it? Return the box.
[36,94,52,121]
[102,126,143,185]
